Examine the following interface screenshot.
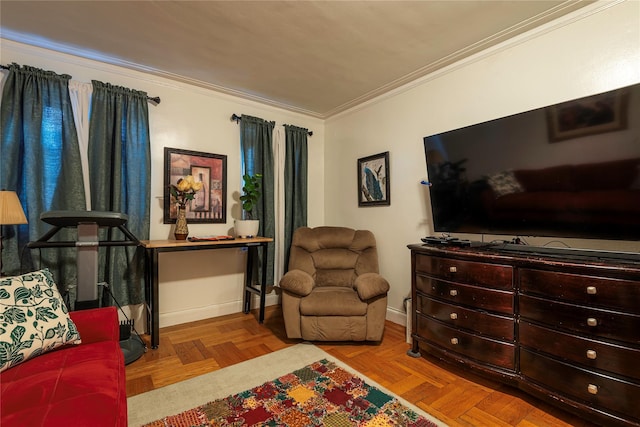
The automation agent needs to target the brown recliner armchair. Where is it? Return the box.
[279,226,390,341]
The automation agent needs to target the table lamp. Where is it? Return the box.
[0,190,28,277]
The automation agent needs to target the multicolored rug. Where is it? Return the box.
[142,358,437,427]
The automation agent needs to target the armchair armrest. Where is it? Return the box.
[355,273,390,300]
[279,269,315,296]
[69,306,119,344]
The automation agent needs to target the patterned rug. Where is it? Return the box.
[142,358,437,427]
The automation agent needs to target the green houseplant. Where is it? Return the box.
[235,173,262,238]
[239,173,262,220]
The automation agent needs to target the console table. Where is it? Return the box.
[141,237,273,349]
[408,243,640,427]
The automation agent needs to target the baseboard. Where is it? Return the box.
[385,306,407,326]
[160,296,409,330]
[159,293,280,328]
[386,305,411,344]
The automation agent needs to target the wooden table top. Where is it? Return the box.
[140,236,273,249]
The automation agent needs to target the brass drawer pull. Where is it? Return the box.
[587,384,599,395]
[449,289,458,297]
[450,337,459,345]
[450,312,458,320]
[449,266,457,273]
[586,349,597,360]
[587,318,598,327]
[586,286,597,295]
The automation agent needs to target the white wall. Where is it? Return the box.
[323,1,640,325]
[0,40,325,327]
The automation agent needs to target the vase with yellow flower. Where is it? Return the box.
[169,175,203,240]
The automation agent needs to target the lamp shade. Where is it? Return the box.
[0,191,28,225]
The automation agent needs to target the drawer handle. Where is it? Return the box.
[449,289,458,297]
[587,384,599,395]
[450,312,458,320]
[586,349,597,360]
[449,266,457,273]
[450,337,459,345]
[587,318,598,327]
[586,286,597,295]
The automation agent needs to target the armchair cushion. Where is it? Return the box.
[355,273,390,300]
[300,287,367,316]
[279,270,315,296]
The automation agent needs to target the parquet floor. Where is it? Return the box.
[126,306,599,427]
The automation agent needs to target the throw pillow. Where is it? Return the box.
[0,269,81,372]
[487,170,525,197]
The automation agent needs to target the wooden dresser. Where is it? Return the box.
[408,243,640,427]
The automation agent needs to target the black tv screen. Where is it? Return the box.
[423,83,640,241]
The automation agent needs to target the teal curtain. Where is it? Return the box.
[0,64,86,285]
[283,125,308,270]
[88,80,150,306]
[240,115,275,285]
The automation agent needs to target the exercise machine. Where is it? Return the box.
[27,210,146,364]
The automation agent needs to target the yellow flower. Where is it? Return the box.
[170,175,201,206]
[176,178,191,192]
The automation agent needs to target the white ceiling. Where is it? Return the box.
[0,1,593,118]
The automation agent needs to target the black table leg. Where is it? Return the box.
[146,248,159,349]
[259,243,268,323]
[243,247,254,314]
[243,243,268,323]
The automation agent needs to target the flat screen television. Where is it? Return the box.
[423,82,640,242]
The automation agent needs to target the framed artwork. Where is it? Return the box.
[546,88,629,142]
[164,147,227,224]
[358,151,390,207]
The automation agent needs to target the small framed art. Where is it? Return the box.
[357,151,390,207]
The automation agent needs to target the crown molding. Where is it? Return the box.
[326,0,621,121]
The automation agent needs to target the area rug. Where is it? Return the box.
[127,343,446,427]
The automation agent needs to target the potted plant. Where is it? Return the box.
[235,173,262,238]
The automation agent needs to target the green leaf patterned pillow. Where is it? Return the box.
[0,269,81,372]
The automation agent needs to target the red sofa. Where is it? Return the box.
[0,307,127,427]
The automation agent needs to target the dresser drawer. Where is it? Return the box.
[415,255,513,290]
[417,294,515,340]
[416,275,514,314]
[520,348,640,422]
[520,294,640,345]
[521,268,640,312]
[520,321,640,381]
[417,315,515,370]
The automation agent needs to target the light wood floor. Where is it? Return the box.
[126,306,598,427]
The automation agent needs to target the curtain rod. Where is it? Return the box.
[1,64,161,105]
[231,113,313,136]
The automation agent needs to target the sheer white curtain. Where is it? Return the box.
[273,126,286,285]
[68,81,92,210]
